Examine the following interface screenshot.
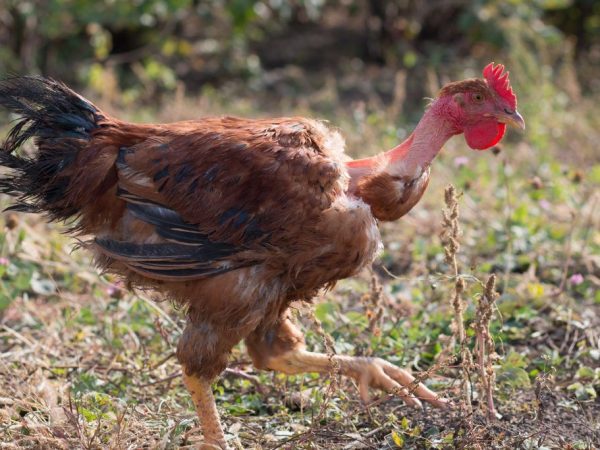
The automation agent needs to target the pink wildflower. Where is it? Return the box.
[539,199,551,211]
[569,273,584,286]
[105,280,124,297]
[453,156,469,168]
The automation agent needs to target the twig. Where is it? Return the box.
[306,308,340,424]
[136,371,181,388]
[362,271,384,338]
[150,352,176,370]
[223,368,268,395]
[136,293,183,333]
[1,325,60,358]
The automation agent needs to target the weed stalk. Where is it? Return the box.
[441,184,473,413]
[306,308,340,423]
[475,274,499,420]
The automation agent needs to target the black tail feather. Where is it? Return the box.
[0,76,102,220]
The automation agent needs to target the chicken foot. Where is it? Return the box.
[265,349,448,408]
[182,371,230,450]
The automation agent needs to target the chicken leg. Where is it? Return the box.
[246,315,448,409]
[182,371,230,450]
[265,349,448,408]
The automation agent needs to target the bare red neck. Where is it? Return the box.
[346,97,460,194]
[345,97,461,220]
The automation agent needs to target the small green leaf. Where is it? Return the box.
[504,351,528,368]
[80,407,97,422]
[315,302,335,323]
[0,292,11,311]
[589,164,600,184]
[410,426,422,437]
[497,367,531,388]
[567,382,597,400]
[575,366,595,381]
[391,430,404,448]
[526,283,544,299]
[400,416,410,430]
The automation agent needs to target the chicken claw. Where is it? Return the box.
[349,356,449,408]
[266,350,448,409]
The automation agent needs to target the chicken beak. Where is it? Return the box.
[498,109,526,130]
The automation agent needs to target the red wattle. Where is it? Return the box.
[464,122,506,150]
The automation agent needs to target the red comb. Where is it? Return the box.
[483,62,516,109]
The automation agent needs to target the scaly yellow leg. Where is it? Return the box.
[182,371,230,450]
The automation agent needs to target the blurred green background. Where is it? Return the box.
[1,0,599,140]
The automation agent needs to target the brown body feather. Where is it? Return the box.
[355,167,430,221]
[93,117,385,376]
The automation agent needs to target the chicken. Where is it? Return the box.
[0,63,523,449]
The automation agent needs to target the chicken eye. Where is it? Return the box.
[473,93,483,102]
